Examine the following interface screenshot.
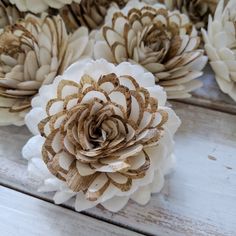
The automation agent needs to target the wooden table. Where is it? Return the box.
[0,66,235,236]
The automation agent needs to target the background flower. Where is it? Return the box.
[164,0,219,30]
[60,0,128,32]
[94,1,208,99]
[0,0,22,31]
[202,0,236,101]
[0,14,93,126]
[9,0,82,14]
[22,59,181,212]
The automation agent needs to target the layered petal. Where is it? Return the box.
[60,0,128,32]
[94,1,207,99]
[9,0,81,13]
[0,14,93,126]
[0,1,22,31]
[202,0,236,101]
[164,0,219,30]
[22,60,180,212]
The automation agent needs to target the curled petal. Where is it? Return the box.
[23,60,180,212]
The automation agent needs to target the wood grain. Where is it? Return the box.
[0,102,235,236]
[181,65,236,114]
[0,186,142,236]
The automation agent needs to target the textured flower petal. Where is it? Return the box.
[147,86,167,106]
[38,178,63,192]
[203,0,236,101]
[0,108,24,126]
[163,0,219,30]
[131,185,151,205]
[151,169,165,193]
[10,0,82,13]
[24,59,180,212]
[204,44,220,61]
[115,63,155,88]
[59,0,127,31]
[25,108,46,135]
[162,107,181,135]
[54,191,76,205]
[28,158,51,180]
[0,13,92,126]
[94,2,205,98]
[211,61,230,82]
[22,135,45,161]
[75,192,98,211]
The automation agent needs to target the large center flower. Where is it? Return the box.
[38,72,168,201]
[23,60,181,212]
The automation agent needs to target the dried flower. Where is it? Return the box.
[22,59,181,212]
[94,1,208,99]
[202,0,236,101]
[0,14,93,126]
[164,0,219,30]
[0,0,22,31]
[60,0,128,31]
[9,0,81,14]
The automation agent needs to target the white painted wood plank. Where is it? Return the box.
[182,65,236,114]
[0,186,142,236]
[0,102,235,235]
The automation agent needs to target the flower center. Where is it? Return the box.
[136,24,172,64]
[78,102,127,152]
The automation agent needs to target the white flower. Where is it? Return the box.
[94,0,208,99]
[9,0,81,14]
[0,14,94,126]
[202,0,236,101]
[22,59,181,212]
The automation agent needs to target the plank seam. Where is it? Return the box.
[173,99,236,115]
[0,182,150,236]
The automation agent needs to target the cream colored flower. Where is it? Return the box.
[105,0,167,23]
[22,59,181,212]
[0,14,93,126]
[0,1,22,31]
[9,0,81,14]
[60,0,128,31]
[94,1,208,99]
[164,0,219,30]
[202,0,236,101]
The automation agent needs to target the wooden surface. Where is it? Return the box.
[0,186,142,236]
[0,67,236,236]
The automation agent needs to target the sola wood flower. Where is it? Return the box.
[22,59,181,212]
[9,0,81,14]
[0,0,22,31]
[60,0,128,31]
[94,2,208,99]
[0,14,93,126]
[163,0,219,30]
[202,0,236,101]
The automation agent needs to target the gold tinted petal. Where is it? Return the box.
[40,72,168,200]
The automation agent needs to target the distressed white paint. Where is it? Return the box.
[0,186,142,236]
